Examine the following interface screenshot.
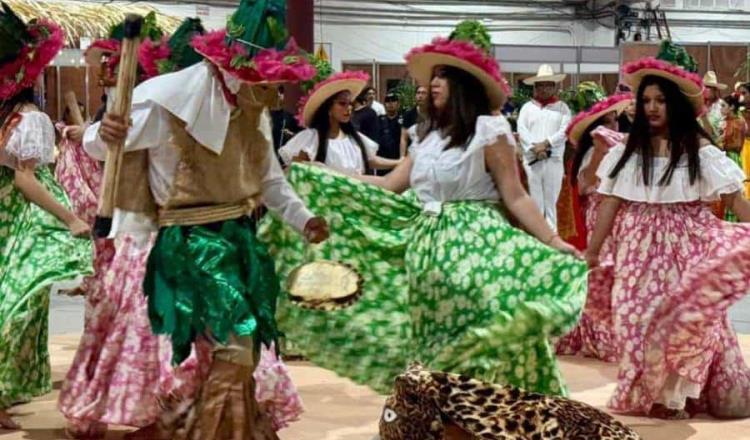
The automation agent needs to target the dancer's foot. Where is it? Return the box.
[0,409,20,430]
[649,404,691,420]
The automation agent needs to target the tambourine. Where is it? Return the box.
[286,246,363,311]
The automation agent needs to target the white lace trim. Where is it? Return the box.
[597,143,745,203]
[3,111,56,166]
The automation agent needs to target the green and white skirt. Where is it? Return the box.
[259,164,587,395]
[0,166,93,408]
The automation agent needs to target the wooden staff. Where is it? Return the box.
[63,91,85,126]
[94,14,143,238]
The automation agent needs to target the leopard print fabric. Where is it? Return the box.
[379,364,642,440]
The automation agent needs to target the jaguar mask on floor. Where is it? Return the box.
[379,364,642,440]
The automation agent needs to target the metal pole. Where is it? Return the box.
[84,65,90,121]
[575,46,581,88]
[56,65,62,121]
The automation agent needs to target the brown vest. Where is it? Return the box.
[115,83,278,226]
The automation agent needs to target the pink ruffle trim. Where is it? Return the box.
[295,70,370,126]
[0,19,64,100]
[190,30,316,84]
[566,93,633,137]
[405,37,510,95]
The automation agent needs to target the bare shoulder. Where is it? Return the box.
[698,136,712,147]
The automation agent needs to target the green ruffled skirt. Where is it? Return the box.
[144,217,280,364]
[259,164,587,395]
[0,166,93,408]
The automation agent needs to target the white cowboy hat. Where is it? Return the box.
[523,64,567,85]
[703,71,728,90]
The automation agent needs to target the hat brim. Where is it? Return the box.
[705,82,728,91]
[568,99,632,146]
[406,52,506,109]
[624,68,705,115]
[302,79,367,127]
[523,74,567,85]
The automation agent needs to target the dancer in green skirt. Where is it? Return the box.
[260,30,588,396]
[0,5,92,429]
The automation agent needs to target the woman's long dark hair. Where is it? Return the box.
[608,75,709,186]
[0,87,35,130]
[418,65,491,149]
[570,113,611,186]
[310,90,370,172]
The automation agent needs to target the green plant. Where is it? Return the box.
[734,55,750,83]
[449,20,492,53]
[300,55,334,92]
[509,83,533,111]
[560,81,606,114]
[392,79,417,110]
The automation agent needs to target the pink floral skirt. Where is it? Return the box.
[54,134,106,295]
[556,194,619,363]
[607,201,750,417]
[58,235,206,428]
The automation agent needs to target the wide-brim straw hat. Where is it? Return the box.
[566,93,633,146]
[297,71,369,127]
[703,70,727,90]
[622,57,705,116]
[405,37,510,109]
[523,64,567,85]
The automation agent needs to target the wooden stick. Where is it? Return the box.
[63,91,85,126]
[94,14,143,238]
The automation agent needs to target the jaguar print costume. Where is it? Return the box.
[379,364,642,440]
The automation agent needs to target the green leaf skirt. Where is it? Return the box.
[144,217,280,365]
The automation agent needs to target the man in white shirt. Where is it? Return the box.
[517,64,571,232]
[701,70,727,142]
[365,86,386,116]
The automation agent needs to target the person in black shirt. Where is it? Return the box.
[376,93,403,175]
[270,86,301,155]
[617,98,635,134]
[352,90,380,141]
[400,85,428,152]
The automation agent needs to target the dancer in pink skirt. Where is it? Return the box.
[55,108,112,298]
[57,18,303,439]
[556,94,632,363]
[585,41,750,419]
